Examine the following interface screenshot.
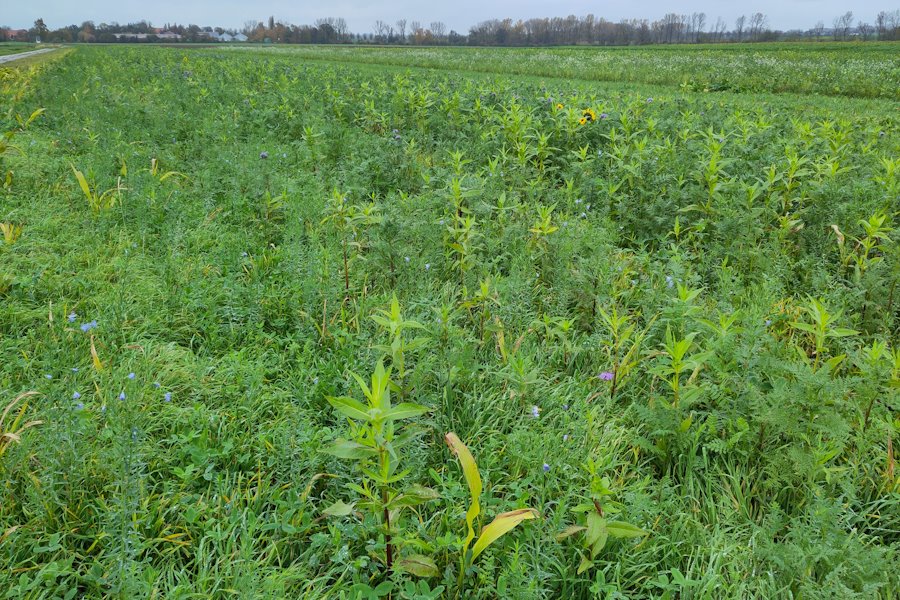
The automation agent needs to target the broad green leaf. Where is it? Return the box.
[555,525,586,541]
[326,395,370,421]
[829,327,858,337]
[590,527,609,558]
[824,354,846,373]
[395,554,438,577]
[388,484,440,509]
[325,439,378,459]
[471,508,539,560]
[445,432,482,548]
[577,555,594,574]
[322,500,354,517]
[385,403,430,421]
[585,512,605,547]
[790,321,816,333]
[606,520,648,538]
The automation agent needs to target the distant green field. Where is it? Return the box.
[1,45,898,599]
[227,42,900,99]
[0,43,34,57]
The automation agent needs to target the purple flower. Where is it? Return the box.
[531,405,540,418]
[128,372,136,380]
[72,391,81,400]
[259,151,269,159]
[164,392,172,402]
[599,113,608,120]
[68,312,77,323]
[598,371,614,381]
[542,463,550,472]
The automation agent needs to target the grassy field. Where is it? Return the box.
[0,43,36,57]
[228,42,900,99]
[1,44,898,599]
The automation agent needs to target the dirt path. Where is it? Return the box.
[0,48,56,65]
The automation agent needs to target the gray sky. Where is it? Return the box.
[4,0,893,32]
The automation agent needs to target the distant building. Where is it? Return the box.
[111,31,181,41]
[2,29,29,41]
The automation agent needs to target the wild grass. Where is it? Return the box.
[0,45,897,599]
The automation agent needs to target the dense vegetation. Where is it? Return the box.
[1,45,898,599]
[225,42,900,99]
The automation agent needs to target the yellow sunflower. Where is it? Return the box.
[578,117,588,125]
[582,108,597,122]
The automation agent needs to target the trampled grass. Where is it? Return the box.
[0,45,898,599]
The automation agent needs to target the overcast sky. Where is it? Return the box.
[4,0,893,32]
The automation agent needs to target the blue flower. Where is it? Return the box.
[72,367,79,373]
[665,275,674,288]
[119,391,126,401]
[45,374,53,380]
[72,391,81,400]
[75,402,84,411]
[68,312,77,323]
[563,404,569,410]
[563,434,569,441]
[164,392,172,402]
[542,463,550,472]
[127,372,135,380]
[531,405,540,418]
[153,382,161,388]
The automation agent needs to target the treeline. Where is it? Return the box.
[4,10,900,45]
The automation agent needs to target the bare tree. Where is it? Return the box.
[690,12,706,42]
[374,19,390,42]
[748,13,768,41]
[396,19,407,43]
[430,21,446,42]
[833,11,853,40]
[812,20,825,40]
[734,15,746,41]
[857,20,872,40]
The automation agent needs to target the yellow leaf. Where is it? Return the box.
[71,165,92,202]
[90,336,103,371]
[445,432,482,548]
[471,508,539,560]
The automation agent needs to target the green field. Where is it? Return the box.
[1,45,898,599]
[230,42,900,99]
[0,43,36,57]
